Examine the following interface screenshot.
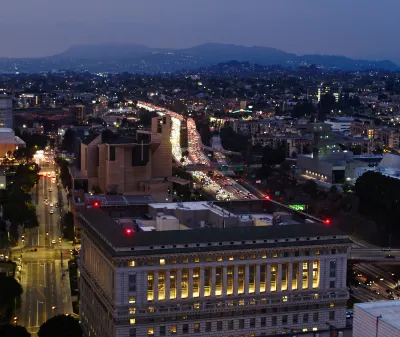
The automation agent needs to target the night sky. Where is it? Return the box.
[0,0,398,60]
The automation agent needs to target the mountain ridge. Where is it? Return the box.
[0,43,397,73]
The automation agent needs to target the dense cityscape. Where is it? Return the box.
[2,3,400,337]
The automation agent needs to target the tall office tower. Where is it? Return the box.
[0,96,13,129]
[79,208,350,337]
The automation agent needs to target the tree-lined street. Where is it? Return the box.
[14,152,73,336]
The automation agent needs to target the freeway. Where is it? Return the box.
[138,101,257,201]
[15,152,73,335]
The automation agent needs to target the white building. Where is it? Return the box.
[353,301,400,337]
[325,118,353,133]
[0,96,13,129]
[79,206,351,337]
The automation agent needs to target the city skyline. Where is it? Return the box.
[1,0,400,62]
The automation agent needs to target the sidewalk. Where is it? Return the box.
[56,259,73,315]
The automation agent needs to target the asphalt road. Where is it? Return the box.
[17,155,72,335]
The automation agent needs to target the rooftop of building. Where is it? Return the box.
[79,206,351,256]
[356,301,400,331]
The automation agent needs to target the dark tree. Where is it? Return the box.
[61,129,76,154]
[318,93,336,121]
[0,276,23,324]
[0,324,30,337]
[38,314,82,337]
[302,180,318,199]
[61,212,75,241]
[291,100,316,119]
[355,171,400,245]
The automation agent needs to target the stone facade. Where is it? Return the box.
[80,229,350,337]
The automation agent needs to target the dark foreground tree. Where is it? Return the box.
[0,276,23,324]
[38,315,82,337]
[0,324,30,337]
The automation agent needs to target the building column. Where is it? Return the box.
[234,265,239,296]
[165,270,170,300]
[277,263,282,292]
[188,269,193,299]
[288,262,293,291]
[177,269,182,299]
[199,267,205,298]
[154,271,159,301]
[244,264,249,295]
[266,264,271,293]
[255,264,260,295]
[298,262,303,290]
[211,267,216,297]
[223,267,228,296]
[308,261,313,290]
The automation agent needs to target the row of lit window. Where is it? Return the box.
[132,323,320,335]
[128,250,328,267]
[146,262,319,301]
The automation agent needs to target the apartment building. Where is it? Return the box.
[74,116,172,196]
[79,207,350,337]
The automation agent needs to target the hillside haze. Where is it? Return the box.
[0,43,397,73]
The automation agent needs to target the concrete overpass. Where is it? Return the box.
[348,248,400,263]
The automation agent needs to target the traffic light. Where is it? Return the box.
[125,229,133,235]
[93,201,99,207]
[324,219,331,225]
[264,195,270,200]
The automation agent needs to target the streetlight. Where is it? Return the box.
[376,315,382,337]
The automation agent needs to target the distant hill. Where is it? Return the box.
[0,43,397,73]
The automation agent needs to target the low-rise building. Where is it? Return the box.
[353,301,400,337]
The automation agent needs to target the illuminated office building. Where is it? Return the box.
[79,208,350,337]
[0,96,13,129]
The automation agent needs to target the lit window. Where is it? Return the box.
[194,257,200,263]
[239,299,245,306]
[282,296,288,302]
[240,255,245,260]
[148,306,154,313]
[148,327,154,335]
[130,318,136,325]
[315,250,320,255]
[206,256,212,262]
[262,253,267,259]
[313,327,318,331]
[129,308,136,315]
[170,325,177,334]
[194,303,200,309]
[273,252,278,258]
[330,303,335,308]
[217,256,223,262]
[251,254,256,259]
[302,328,308,332]
[183,258,189,264]
[171,259,177,264]
[129,296,136,304]
[228,256,234,261]
[129,261,135,267]
[160,259,165,265]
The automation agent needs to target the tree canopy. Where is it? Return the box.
[0,276,23,324]
[355,171,400,244]
[38,314,82,337]
[0,324,30,337]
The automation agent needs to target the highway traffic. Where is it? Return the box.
[137,101,258,201]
